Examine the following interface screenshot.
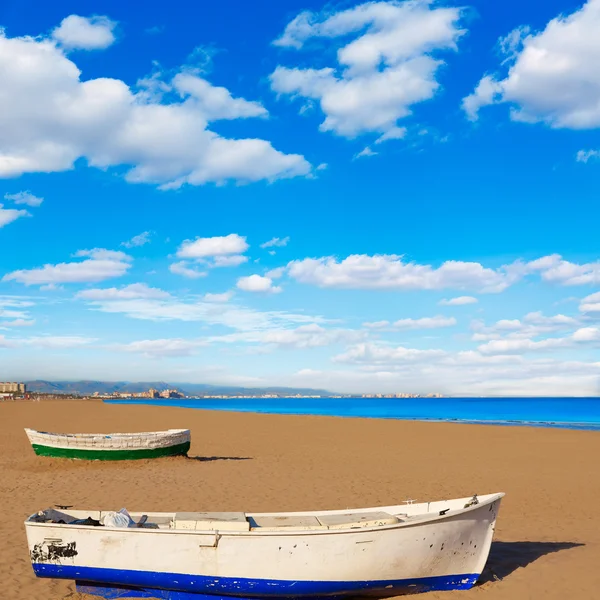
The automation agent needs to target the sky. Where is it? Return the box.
[1,0,600,396]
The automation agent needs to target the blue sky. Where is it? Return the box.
[1,0,600,395]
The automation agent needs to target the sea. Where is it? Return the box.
[105,396,600,431]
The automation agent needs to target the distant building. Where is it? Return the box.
[0,382,26,394]
[159,389,183,399]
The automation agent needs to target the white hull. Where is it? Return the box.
[25,493,503,598]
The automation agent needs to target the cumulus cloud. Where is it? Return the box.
[76,283,170,300]
[260,236,290,249]
[4,191,44,206]
[0,204,30,228]
[392,315,456,330]
[52,15,117,50]
[527,254,600,286]
[439,296,478,306]
[580,291,600,314]
[237,274,282,293]
[122,231,152,248]
[173,234,249,271]
[2,248,132,286]
[471,312,579,342]
[168,261,207,279]
[285,254,523,292]
[279,253,600,292]
[212,255,248,267]
[0,26,310,186]
[177,234,248,258]
[463,0,600,128]
[271,0,464,138]
[333,342,446,365]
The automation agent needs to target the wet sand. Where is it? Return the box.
[1,399,598,600]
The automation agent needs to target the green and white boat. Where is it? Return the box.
[24,428,191,461]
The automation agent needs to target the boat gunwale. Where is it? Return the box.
[24,493,504,537]
[24,428,190,439]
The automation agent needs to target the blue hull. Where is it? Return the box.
[33,564,478,598]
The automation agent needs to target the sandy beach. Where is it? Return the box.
[1,400,599,600]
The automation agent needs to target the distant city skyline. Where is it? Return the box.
[1,0,600,396]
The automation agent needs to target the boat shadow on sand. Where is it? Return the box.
[186,456,253,462]
[479,540,584,584]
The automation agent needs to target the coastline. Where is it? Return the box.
[106,396,600,431]
[2,400,599,599]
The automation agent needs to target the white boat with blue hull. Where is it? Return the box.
[25,493,503,599]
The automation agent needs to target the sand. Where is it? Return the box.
[1,399,598,600]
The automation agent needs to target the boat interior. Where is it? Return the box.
[27,494,501,533]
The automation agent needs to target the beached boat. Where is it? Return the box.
[24,428,190,460]
[25,492,503,599]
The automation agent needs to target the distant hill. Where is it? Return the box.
[24,380,333,397]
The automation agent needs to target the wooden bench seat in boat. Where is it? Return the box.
[317,511,398,529]
[248,511,399,531]
[174,512,250,531]
[247,515,326,531]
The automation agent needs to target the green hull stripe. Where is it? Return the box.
[30,441,190,461]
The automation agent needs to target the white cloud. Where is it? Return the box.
[393,315,456,330]
[1,318,35,327]
[572,327,600,342]
[76,283,170,300]
[236,274,282,294]
[23,335,96,348]
[79,292,327,344]
[172,73,267,120]
[52,15,117,50]
[176,234,248,259]
[477,337,568,355]
[527,254,600,286]
[2,248,131,286]
[0,204,30,228]
[477,326,600,355]
[333,342,446,365]
[0,27,311,186]
[354,146,378,159]
[260,236,290,249]
[374,126,407,144]
[463,0,600,128]
[169,261,207,279]
[271,1,464,139]
[580,291,600,314]
[122,231,152,248]
[576,149,600,163]
[4,191,44,206]
[362,320,390,329]
[215,324,363,350]
[112,338,206,357]
[471,312,579,342]
[282,253,600,292]
[212,255,248,267]
[439,295,478,306]
[285,254,523,292]
[203,291,234,303]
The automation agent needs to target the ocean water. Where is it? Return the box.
[106,397,600,431]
